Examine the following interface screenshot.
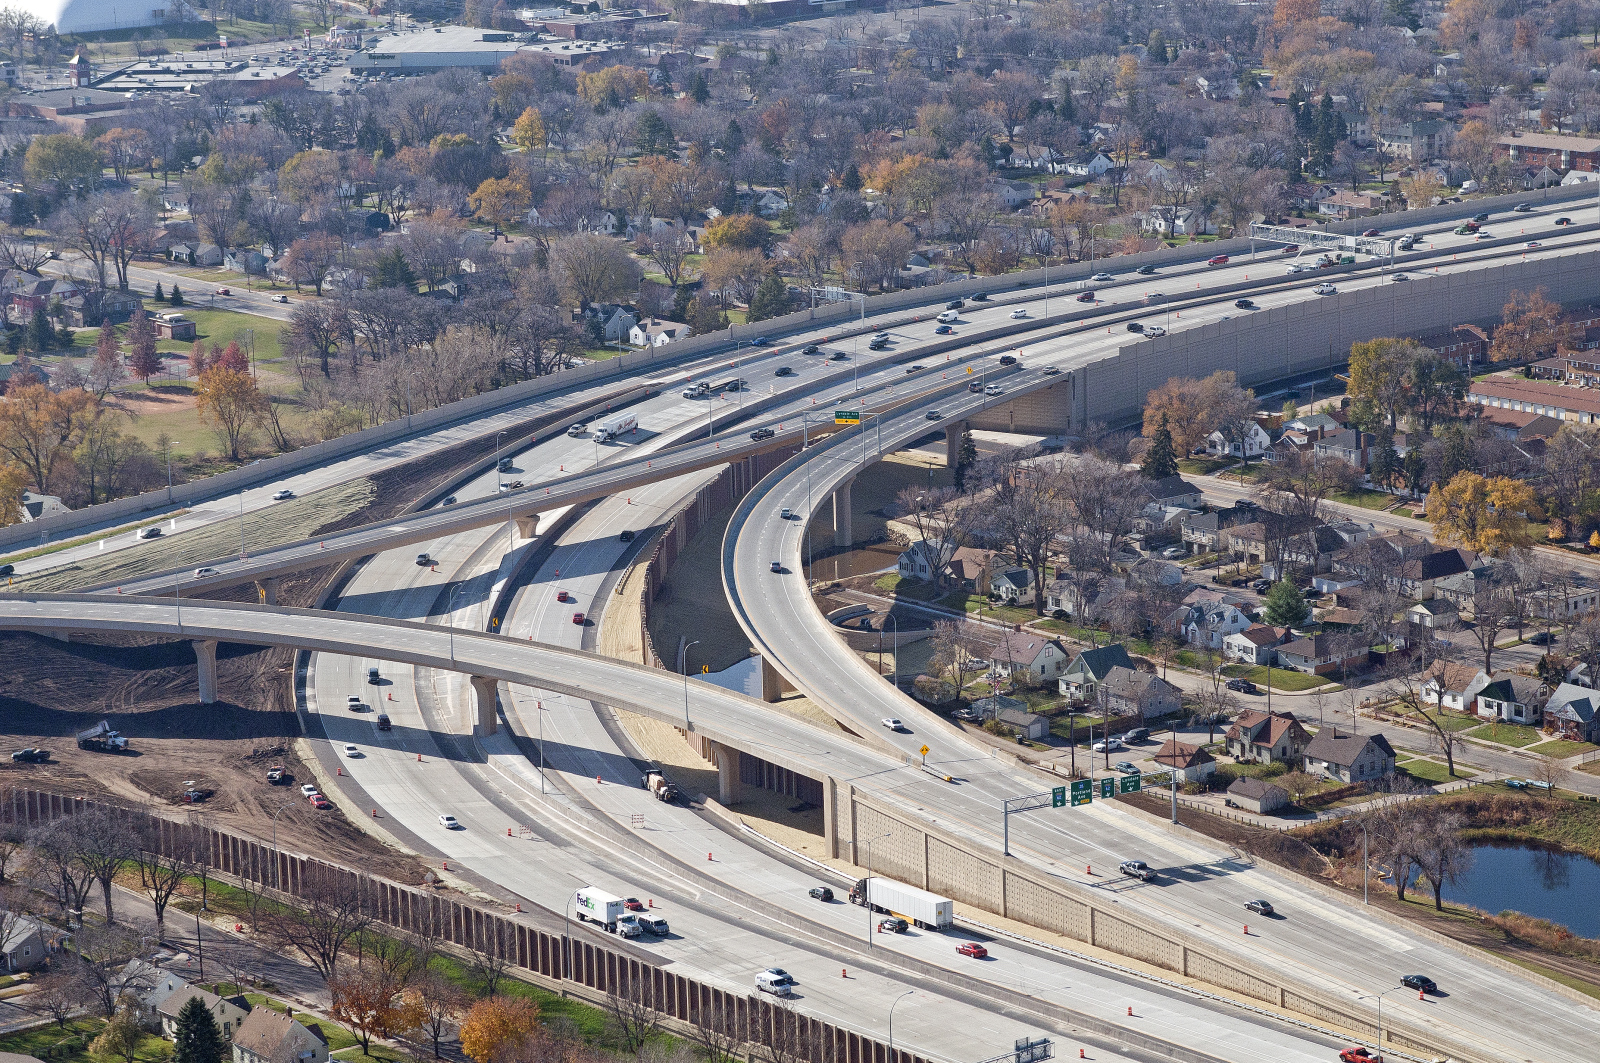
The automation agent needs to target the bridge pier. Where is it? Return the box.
[832,478,853,547]
[513,514,539,541]
[945,421,967,467]
[823,776,838,857]
[760,655,793,703]
[255,578,279,606]
[468,675,499,736]
[194,639,218,704]
[711,742,741,805]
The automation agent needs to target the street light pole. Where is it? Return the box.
[562,888,581,991]
[863,831,891,947]
[1357,986,1407,1056]
[448,583,467,664]
[683,640,701,728]
[888,990,914,1063]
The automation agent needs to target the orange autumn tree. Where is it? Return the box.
[459,996,540,1063]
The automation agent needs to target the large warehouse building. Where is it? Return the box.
[18,0,168,34]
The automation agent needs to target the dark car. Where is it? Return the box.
[1077,291,1096,302]
[1235,298,1254,309]
[802,344,820,355]
[376,714,392,731]
[968,382,985,393]
[619,529,635,542]
[998,354,1017,366]
[829,351,849,360]
[1226,678,1258,695]
[775,366,794,376]
[1472,212,1490,222]
[1401,974,1437,994]
[869,339,888,349]
[935,324,953,334]
[970,291,989,301]
[0,563,13,576]
[925,410,941,420]
[752,336,771,345]
[769,561,782,573]
[878,918,909,934]
[750,427,776,441]
[1136,264,1158,275]
[945,299,964,310]
[1126,322,1145,333]
[808,886,833,901]
[905,365,923,373]
[11,748,48,763]
[1527,630,1555,645]
[1245,899,1275,916]
[1556,216,1573,225]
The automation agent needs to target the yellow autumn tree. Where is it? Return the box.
[471,176,532,237]
[576,65,649,108]
[0,462,26,528]
[194,366,266,463]
[511,107,546,155]
[459,996,540,1063]
[1426,472,1539,555]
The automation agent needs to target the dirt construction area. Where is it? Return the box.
[0,411,566,883]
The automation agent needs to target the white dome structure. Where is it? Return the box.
[19,0,168,35]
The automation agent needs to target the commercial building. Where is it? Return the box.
[1497,131,1600,174]
[348,26,621,75]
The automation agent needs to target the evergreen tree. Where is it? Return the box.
[1264,580,1310,628]
[689,71,710,105]
[671,284,693,321]
[1056,86,1076,123]
[1140,414,1179,480]
[172,995,225,1063]
[27,306,51,352]
[723,118,746,156]
[9,192,32,227]
[1439,424,1472,484]
[1147,29,1167,63]
[841,162,862,192]
[372,248,419,292]
[746,273,789,322]
[954,427,978,489]
[1386,0,1420,31]
[634,111,675,157]
[153,281,165,302]
[170,284,184,307]
[1402,448,1428,498]
[5,328,20,356]
[1369,430,1399,489]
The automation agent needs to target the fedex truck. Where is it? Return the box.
[574,886,626,931]
[595,413,638,442]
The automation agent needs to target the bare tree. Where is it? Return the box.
[605,976,662,1053]
[467,917,516,996]
[1408,809,1473,911]
[1059,454,1144,572]
[31,967,86,1028]
[67,809,140,925]
[66,923,147,1017]
[262,864,376,980]
[1389,627,1468,778]
[1257,451,1358,527]
[134,829,199,938]
[1532,753,1568,793]
[25,818,97,922]
[895,486,977,593]
[0,223,55,271]
[412,969,468,1058]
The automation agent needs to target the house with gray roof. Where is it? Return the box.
[1058,644,1135,701]
[1099,666,1182,719]
[232,1007,329,1063]
[1303,727,1396,784]
[1226,777,1289,814]
[1545,683,1600,742]
[157,983,251,1042]
[1472,672,1548,725]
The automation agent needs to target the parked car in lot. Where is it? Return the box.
[1091,737,1122,752]
[1226,678,1259,695]
[1119,860,1156,882]
[310,795,332,810]
[956,942,988,958]
[1528,631,1555,645]
[1245,899,1275,916]
[1114,761,1140,774]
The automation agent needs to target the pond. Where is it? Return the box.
[1410,843,1600,938]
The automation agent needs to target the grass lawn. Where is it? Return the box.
[1177,457,1236,476]
[1329,487,1397,510]
[1527,739,1598,758]
[1467,722,1544,747]
[1397,758,1476,784]
[0,1018,170,1063]
[960,596,1037,625]
[1221,664,1331,691]
[1413,709,1481,733]
[1394,508,1416,518]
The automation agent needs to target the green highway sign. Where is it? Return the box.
[1100,777,1115,799]
[1070,779,1092,807]
[1051,786,1066,808]
[1119,774,1141,794]
[835,410,860,424]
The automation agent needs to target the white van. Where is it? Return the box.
[755,971,794,996]
[936,309,960,324]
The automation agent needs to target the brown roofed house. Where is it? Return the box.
[1154,740,1215,783]
[1225,710,1311,766]
[232,1007,329,1063]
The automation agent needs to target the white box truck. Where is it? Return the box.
[849,877,953,930]
[574,886,626,931]
[594,413,638,442]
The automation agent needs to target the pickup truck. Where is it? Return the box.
[1119,860,1157,882]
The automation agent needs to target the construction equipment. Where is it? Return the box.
[640,769,679,803]
[75,720,128,752]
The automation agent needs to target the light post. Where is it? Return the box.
[682,640,701,728]
[238,490,246,558]
[536,695,561,795]
[863,831,892,947]
[495,430,504,492]
[562,888,582,990]
[1360,821,1371,904]
[878,612,899,687]
[448,583,468,664]
[887,990,914,1062]
[1357,985,1408,1056]
[163,438,173,501]
[174,574,184,633]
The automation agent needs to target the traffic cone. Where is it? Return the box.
[507,828,512,836]
[1243,924,1248,935]
[371,809,378,817]
[417,753,421,761]
[337,767,343,776]
[515,904,522,912]
[1418,990,1425,1001]
[442,860,448,870]
[707,852,713,861]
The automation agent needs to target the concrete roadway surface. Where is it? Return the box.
[94,204,1599,599]
[732,403,1594,1062]
[300,449,1344,1063]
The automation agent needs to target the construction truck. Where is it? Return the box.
[75,721,128,753]
[640,769,679,803]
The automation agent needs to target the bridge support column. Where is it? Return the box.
[712,742,741,805]
[945,422,968,468]
[832,478,853,547]
[468,676,499,736]
[513,514,539,541]
[760,655,791,703]
[194,639,218,704]
[255,578,279,606]
[823,776,838,858]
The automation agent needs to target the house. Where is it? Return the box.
[152,312,196,341]
[1225,710,1311,766]
[1154,740,1215,784]
[1312,428,1375,471]
[1058,643,1135,701]
[1181,600,1253,648]
[1318,189,1387,218]
[987,180,1039,210]
[1286,412,1341,435]
[1180,502,1258,555]
[225,249,267,276]
[582,303,637,344]
[1140,474,1203,510]
[1544,683,1600,743]
[1417,324,1488,369]
[897,538,949,582]
[629,318,690,347]
[1275,634,1368,675]
[1223,624,1288,665]
[1302,727,1396,784]
[1407,598,1459,629]
[1472,672,1546,725]
[947,546,997,594]
[1376,119,1454,162]
[190,243,224,267]
[1204,421,1270,459]
[0,915,49,973]
[1472,406,1565,443]
[1524,576,1600,621]
[1226,777,1290,815]
[990,567,1035,605]
[988,632,1069,680]
[1432,559,1515,607]
[1064,152,1115,177]
[1496,131,1600,173]
[1099,666,1182,719]
[1421,661,1479,712]
[997,707,1049,740]
[157,983,251,1042]
[1468,377,1600,424]
[1279,523,1373,575]
[232,1007,330,1063]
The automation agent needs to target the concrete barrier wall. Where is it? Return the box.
[2,787,928,1063]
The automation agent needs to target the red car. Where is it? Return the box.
[556,590,569,602]
[1339,1048,1381,1063]
[1280,244,1300,254]
[1362,228,1381,237]
[1076,291,1095,302]
[624,897,645,911]
[214,287,231,295]
[956,942,988,958]
[572,612,585,625]
[1207,255,1229,266]
[309,795,332,810]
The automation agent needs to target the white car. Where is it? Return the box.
[439,814,461,829]
[271,293,289,303]
[300,783,319,796]
[1092,737,1124,753]
[1009,308,1028,318]
[1391,273,1410,282]
[1526,241,1541,248]
[346,695,362,710]
[272,489,294,500]
[984,384,1003,395]
[343,744,361,758]
[194,567,217,578]
[615,915,644,938]
[1312,283,1337,295]
[1145,326,1167,337]
[882,718,906,732]
[1090,272,1113,282]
